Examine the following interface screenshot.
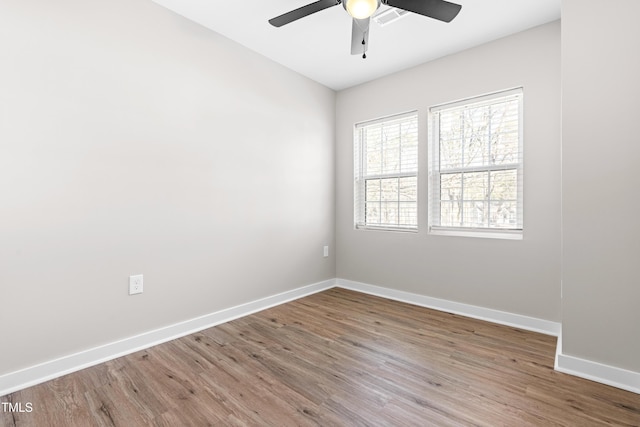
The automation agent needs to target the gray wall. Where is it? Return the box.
[0,0,335,374]
[336,21,562,321]
[561,0,640,371]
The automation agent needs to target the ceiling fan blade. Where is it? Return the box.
[384,0,461,23]
[351,18,370,55]
[269,0,341,27]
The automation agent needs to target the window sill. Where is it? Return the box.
[355,225,418,233]
[429,227,522,240]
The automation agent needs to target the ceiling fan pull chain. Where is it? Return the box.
[362,36,366,59]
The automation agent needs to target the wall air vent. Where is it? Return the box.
[372,7,410,27]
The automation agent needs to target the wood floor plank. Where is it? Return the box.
[2,288,639,426]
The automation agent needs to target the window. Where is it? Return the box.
[354,112,418,231]
[428,88,523,239]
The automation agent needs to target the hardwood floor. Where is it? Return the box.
[2,288,639,426]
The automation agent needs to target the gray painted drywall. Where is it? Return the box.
[0,0,335,374]
[336,21,561,322]
[561,0,640,372]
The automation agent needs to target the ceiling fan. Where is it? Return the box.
[268,0,462,58]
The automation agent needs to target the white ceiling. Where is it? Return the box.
[151,0,560,91]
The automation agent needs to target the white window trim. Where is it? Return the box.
[354,111,419,232]
[428,88,524,240]
[429,227,523,240]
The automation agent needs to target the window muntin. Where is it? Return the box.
[354,112,418,230]
[429,88,523,236]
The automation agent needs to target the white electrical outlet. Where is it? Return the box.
[129,274,143,295]
[323,245,329,257]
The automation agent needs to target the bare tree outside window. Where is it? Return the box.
[429,89,523,236]
[355,112,418,230]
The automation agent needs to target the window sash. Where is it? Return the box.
[429,88,523,236]
[354,111,418,231]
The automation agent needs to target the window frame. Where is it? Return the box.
[354,111,419,232]
[428,88,524,240]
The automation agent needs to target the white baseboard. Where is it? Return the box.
[336,278,561,336]
[556,351,640,395]
[3,278,638,397]
[338,279,640,395]
[0,279,336,397]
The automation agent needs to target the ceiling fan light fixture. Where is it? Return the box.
[345,0,380,20]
